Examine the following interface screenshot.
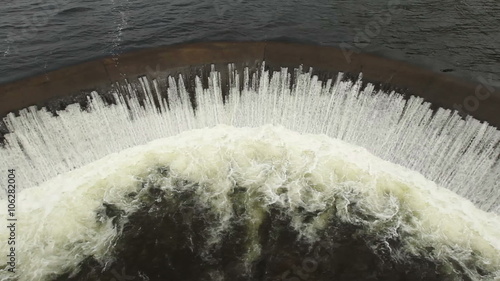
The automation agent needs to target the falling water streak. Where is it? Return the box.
[0,63,499,212]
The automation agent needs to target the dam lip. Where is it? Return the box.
[0,41,499,128]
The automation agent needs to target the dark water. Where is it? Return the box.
[53,169,479,281]
[0,0,499,85]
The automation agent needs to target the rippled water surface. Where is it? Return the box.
[0,0,499,84]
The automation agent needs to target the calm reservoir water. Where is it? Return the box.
[0,0,499,85]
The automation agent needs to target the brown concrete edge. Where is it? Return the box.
[0,41,499,128]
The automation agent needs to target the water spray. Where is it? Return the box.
[0,42,499,281]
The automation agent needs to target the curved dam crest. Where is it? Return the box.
[0,42,499,128]
[1,55,498,213]
[0,42,499,281]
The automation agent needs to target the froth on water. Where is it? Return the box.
[0,64,499,280]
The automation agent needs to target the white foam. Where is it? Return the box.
[0,125,499,280]
[1,66,498,213]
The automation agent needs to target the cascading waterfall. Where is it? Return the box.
[0,63,499,281]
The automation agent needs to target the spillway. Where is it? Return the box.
[0,42,499,281]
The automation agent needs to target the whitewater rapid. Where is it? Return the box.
[1,67,499,214]
[0,125,499,281]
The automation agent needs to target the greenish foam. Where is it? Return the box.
[1,125,499,280]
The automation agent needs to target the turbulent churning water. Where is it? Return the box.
[0,65,499,280]
[2,125,500,281]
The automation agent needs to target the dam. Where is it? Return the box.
[0,42,499,281]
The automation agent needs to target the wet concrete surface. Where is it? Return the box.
[0,41,499,128]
